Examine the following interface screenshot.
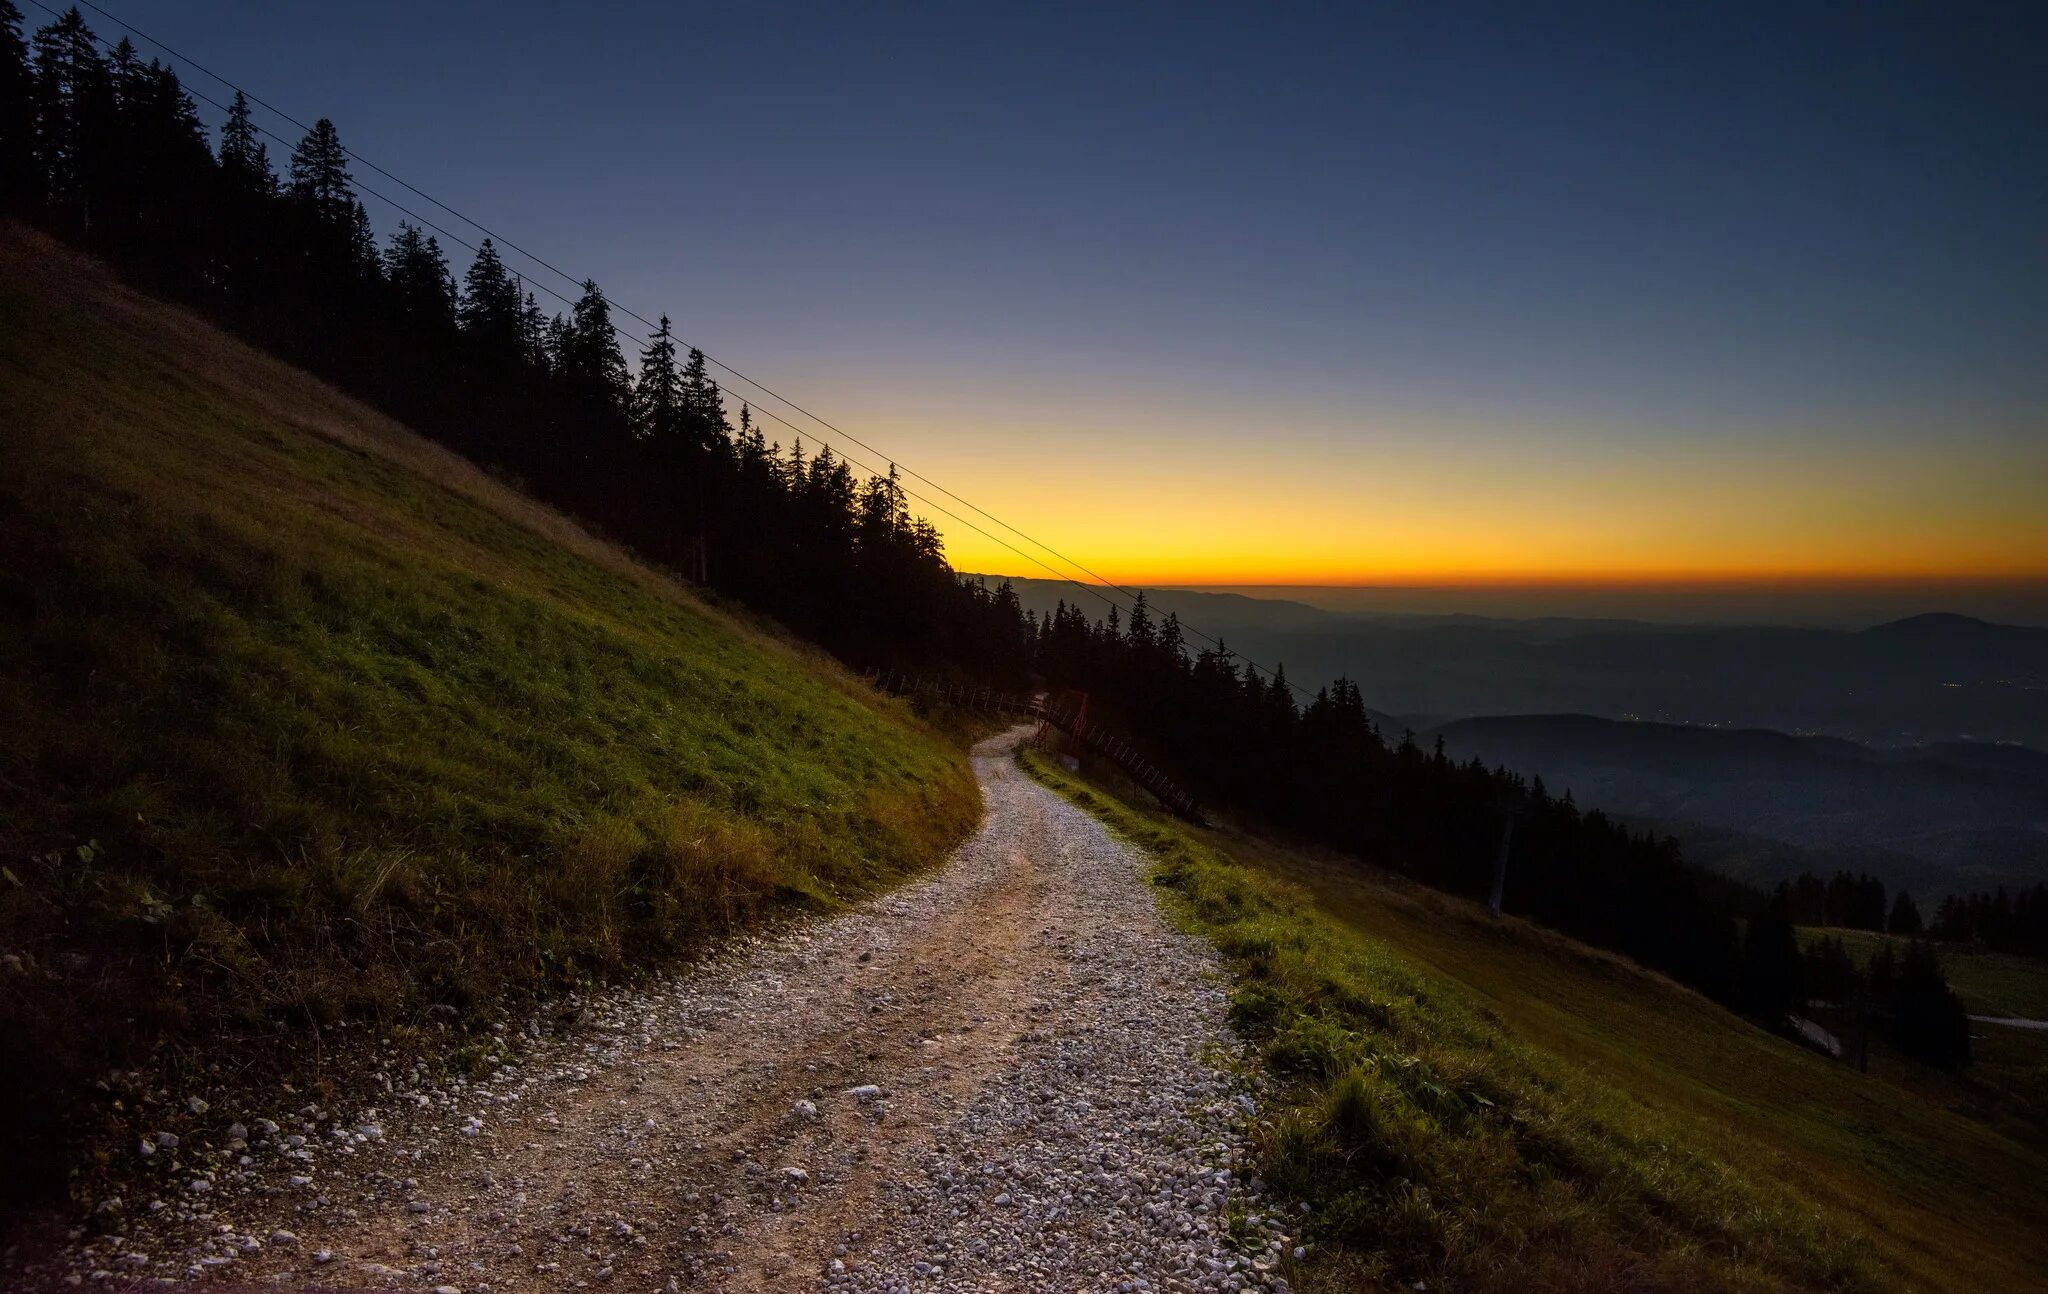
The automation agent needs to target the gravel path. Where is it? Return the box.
[42,728,1296,1292]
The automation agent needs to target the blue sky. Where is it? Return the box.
[69,0,2048,586]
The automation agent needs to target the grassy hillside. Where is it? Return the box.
[0,226,979,1198]
[1023,753,2048,1291]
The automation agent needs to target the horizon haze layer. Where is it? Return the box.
[972,574,2048,629]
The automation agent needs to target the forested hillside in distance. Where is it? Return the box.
[990,576,2048,748]
[1430,714,2048,898]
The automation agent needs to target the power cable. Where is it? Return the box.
[34,0,1315,696]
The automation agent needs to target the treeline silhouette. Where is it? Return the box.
[1803,933,1971,1069]
[1931,885,2048,958]
[1779,871,1923,935]
[1714,882,1964,1069]
[1,4,1036,679]
[3,5,1972,1063]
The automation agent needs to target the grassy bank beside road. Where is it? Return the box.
[1022,748,2048,1292]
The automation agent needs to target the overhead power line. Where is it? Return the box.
[28,0,1151,631]
[37,0,1315,699]
[63,0,1165,615]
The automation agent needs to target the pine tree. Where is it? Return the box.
[1125,590,1154,653]
[560,278,630,427]
[281,117,378,321]
[287,117,353,224]
[458,239,522,357]
[29,5,112,228]
[1887,941,1969,1068]
[1740,905,1805,1018]
[383,224,451,320]
[544,311,570,371]
[857,464,909,553]
[736,402,770,466]
[104,34,138,106]
[518,291,549,369]
[217,91,272,196]
[1159,611,1188,670]
[1267,663,1295,719]
[347,198,376,266]
[634,315,683,440]
[212,90,275,303]
[679,345,729,448]
[0,1,30,211]
[95,39,147,242]
[1888,891,1923,936]
[114,59,213,290]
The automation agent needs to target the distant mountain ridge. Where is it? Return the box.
[972,576,2048,749]
[1429,713,2048,898]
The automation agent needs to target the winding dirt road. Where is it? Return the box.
[52,729,1294,1293]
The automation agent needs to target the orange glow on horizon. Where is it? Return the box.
[952,563,2048,592]
[902,428,2048,591]
[796,388,2048,595]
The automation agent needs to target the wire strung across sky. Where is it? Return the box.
[43,0,1317,699]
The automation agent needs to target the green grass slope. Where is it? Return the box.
[1024,751,2048,1292]
[0,226,979,1198]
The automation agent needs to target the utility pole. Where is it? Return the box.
[1488,801,1517,919]
[1854,991,1871,1074]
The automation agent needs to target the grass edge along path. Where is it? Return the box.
[1019,748,1883,1293]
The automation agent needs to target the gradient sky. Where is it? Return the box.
[94,0,2048,586]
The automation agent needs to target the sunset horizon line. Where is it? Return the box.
[967,570,2048,591]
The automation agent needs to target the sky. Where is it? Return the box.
[80,0,2048,602]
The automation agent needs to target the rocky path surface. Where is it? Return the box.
[47,729,1298,1292]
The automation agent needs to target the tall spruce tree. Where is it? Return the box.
[634,315,683,440]
[116,59,213,290]
[518,290,549,369]
[383,222,456,329]
[1888,891,1923,936]
[560,279,630,428]
[458,238,522,357]
[680,345,729,448]
[286,117,353,223]
[29,5,112,229]
[216,90,271,195]
[0,1,29,211]
[213,90,275,303]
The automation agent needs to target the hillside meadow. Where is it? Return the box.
[0,227,979,1199]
